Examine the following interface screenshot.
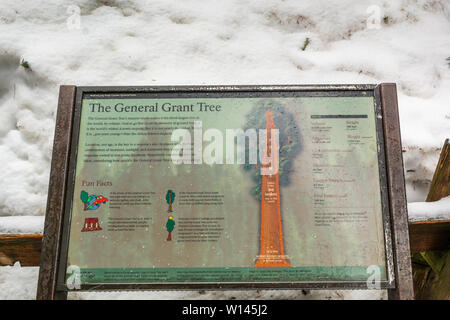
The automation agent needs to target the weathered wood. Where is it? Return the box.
[379,83,415,300]
[411,138,450,299]
[426,139,450,202]
[413,251,450,300]
[420,251,447,274]
[423,252,450,300]
[0,234,42,266]
[412,260,431,297]
[409,220,450,253]
[36,85,77,300]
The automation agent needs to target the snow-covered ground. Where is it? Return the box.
[0,0,449,299]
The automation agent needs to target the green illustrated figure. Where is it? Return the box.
[166,216,175,241]
[165,190,176,213]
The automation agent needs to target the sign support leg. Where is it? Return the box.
[36,85,76,300]
[379,83,415,300]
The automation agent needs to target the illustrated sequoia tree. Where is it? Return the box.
[242,100,301,267]
[80,190,90,210]
[166,216,176,241]
[166,190,176,212]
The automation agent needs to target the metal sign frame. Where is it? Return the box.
[37,84,414,299]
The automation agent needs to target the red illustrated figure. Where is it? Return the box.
[81,218,102,232]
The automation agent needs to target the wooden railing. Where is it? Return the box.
[411,139,450,299]
[0,234,42,266]
[1,219,447,268]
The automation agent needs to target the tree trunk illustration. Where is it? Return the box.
[168,193,172,212]
[254,110,290,267]
[166,190,175,213]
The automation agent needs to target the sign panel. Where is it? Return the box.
[56,87,395,290]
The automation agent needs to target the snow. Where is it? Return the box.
[0,0,449,299]
[0,263,38,300]
[0,216,44,234]
[408,196,450,222]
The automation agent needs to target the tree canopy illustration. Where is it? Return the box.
[242,99,302,200]
[166,190,176,212]
[80,190,89,210]
[166,216,175,241]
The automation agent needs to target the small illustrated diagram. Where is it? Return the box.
[80,190,108,211]
[165,190,176,241]
[81,218,103,232]
[166,190,176,213]
[166,216,176,241]
[80,190,108,232]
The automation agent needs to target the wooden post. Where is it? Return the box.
[36,85,76,300]
[426,139,450,202]
[379,83,415,300]
[412,138,450,299]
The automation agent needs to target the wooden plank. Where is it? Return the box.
[420,251,450,300]
[0,234,42,266]
[379,83,415,300]
[426,139,450,202]
[3,220,446,265]
[409,220,450,253]
[36,85,76,300]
